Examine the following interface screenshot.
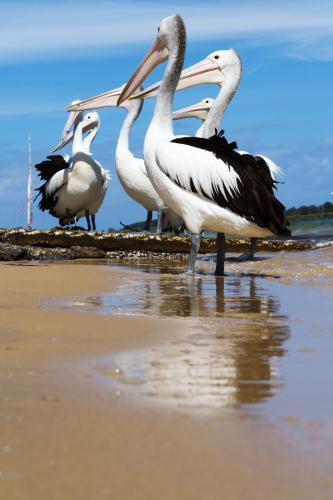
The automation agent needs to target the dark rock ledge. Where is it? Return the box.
[0,228,315,262]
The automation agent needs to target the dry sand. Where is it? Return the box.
[1,253,333,499]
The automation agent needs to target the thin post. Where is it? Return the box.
[27,134,33,230]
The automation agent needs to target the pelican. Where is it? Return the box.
[67,88,182,233]
[35,111,110,231]
[173,95,283,260]
[118,14,290,275]
[173,97,214,138]
[140,49,284,260]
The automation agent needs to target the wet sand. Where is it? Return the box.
[1,250,333,499]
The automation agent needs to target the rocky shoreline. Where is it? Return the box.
[0,227,317,261]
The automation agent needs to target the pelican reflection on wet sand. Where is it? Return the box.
[58,266,290,410]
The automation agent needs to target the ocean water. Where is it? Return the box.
[289,215,333,237]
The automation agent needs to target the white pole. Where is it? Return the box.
[27,134,33,230]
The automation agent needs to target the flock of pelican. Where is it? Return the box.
[35,14,290,275]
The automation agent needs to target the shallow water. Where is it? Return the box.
[52,255,333,433]
[290,215,333,237]
[63,269,284,318]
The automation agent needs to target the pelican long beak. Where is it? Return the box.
[50,132,74,153]
[66,86,124,111]
[172,100,212,121]
[134,57,222,100]
[49,110,78,153]
[117,36,169,106]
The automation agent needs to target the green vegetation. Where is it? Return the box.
[286,201,333,219]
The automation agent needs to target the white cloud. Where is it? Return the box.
[1,0,333,63]
[283,34,333,61]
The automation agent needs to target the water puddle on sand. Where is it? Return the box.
[46,259,333,476]
[62,270,285,319]
[49,260,332,419]
[83,267,333,484]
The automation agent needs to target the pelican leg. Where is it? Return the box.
[237,237,257,261]
[85,210,91,231]
[215,232,225,276]
[144,210,153,232]
[186,234,201,275]
[156,210,163,234]
[91,214,96,231]
[66,208,72,229]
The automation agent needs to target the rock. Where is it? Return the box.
[71,246,106,259]
[0,227,317,262]
[25,246,73,261]
[0,243,27,261]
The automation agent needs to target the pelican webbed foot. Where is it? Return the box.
[186,234,201,274]
[237,237,258,262]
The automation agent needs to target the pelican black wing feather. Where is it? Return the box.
[35,155,68,182]
[34,155,69,212]
[171,130,290,236]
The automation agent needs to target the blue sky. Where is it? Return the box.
[0,0,332,230]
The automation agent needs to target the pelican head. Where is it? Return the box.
[133,49,242,100]
[50,109,99,153]
[205,49,242,85]
[172,97,214,121]
[50,99,82,153]
[81,111,100,132]
[117,14,186,105]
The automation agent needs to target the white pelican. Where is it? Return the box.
[35,111,110,231]
[141,49,284,260]
[67,88,182,233]
[173,96,284,260]
[117,14,290,275]
[173,97,214,138]
[51,104,111,229]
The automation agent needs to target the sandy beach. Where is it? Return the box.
[1,249,333,499]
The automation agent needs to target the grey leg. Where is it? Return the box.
[91,214,96,231]
[144,210,153,232]
[156,210,163,234]
[215,232,225,276]
[66,208,72,228]
[249,237,257,257]
[85,210,91,231]
[238,237,258,261]
[186,234,201,274]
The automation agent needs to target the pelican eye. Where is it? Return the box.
[213,54,219,60]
